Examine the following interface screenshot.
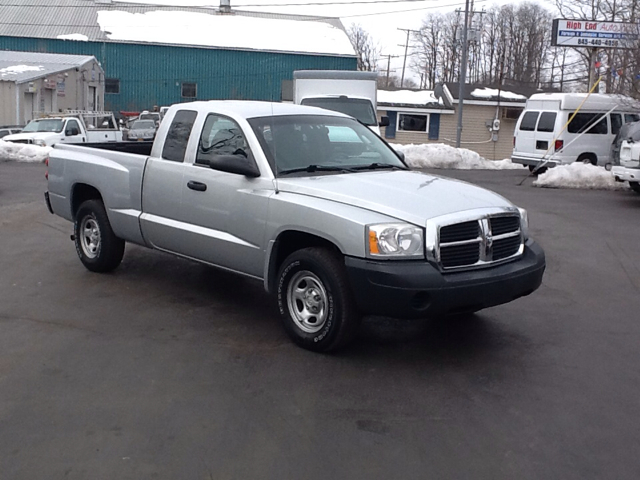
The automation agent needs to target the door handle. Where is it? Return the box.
[187,180,207,192]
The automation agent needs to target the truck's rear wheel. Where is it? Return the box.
[74,200,125,272]
[630,181,640,193]
[577,153,597,166]
[276,247,360,352]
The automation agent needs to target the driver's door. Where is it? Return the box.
[177,114,270,278]
[62,119,85,143]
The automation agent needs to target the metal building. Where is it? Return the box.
[0,51,104,125]
[0,0,357,113]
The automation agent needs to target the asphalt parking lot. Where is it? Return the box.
[1,161,640,479]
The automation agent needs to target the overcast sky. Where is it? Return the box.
[115,0,554,85]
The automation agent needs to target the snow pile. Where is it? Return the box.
[533,162,627,190]
[378,89,441,106]
[97,10,354,56]
[470,87,526,101]
[0,65,45,79]
[393,143,526,170]
[57,33,89,41]
[0,140,51,163]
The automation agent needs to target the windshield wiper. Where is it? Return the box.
[278,165,356,176]
[351,163,406,171]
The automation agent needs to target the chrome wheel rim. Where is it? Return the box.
[80,215,101,259]
[287,270,328,334]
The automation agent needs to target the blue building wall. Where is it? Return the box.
[0,36,357,112]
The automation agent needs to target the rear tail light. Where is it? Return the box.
[45,156,49,180]
[554,140,564,152]
[513,136,516,147]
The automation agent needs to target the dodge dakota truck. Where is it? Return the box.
[45,101,545,352]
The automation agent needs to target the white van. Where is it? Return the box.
[512,93,640,171]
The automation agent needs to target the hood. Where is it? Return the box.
[277,170,514,225]
[2,132,59,142]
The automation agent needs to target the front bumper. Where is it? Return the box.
[345,239,545,318]
[612,165,640,183]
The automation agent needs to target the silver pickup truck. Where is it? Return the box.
[45,101,545,352]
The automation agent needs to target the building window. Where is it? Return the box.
[105,78,120,94]
[182,82,197,98]
[398,114,429,132]
[502,107,522,120]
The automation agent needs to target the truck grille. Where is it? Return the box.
[437,214,523,270]
[6,139,31,144]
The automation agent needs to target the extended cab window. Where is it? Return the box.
[196,114,250,166]
[519,111,539,131]
[162,110,197,162]
[568,112,607,135]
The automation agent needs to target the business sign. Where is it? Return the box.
[552,19,639,48]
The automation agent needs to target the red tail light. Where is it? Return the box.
[45,156,49,180]
[554,140,564,152]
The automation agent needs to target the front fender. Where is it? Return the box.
[262,192,402,292]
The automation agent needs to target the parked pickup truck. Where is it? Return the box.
[45,101,546,352]
[3,111,122,147]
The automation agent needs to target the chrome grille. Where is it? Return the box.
[436,213,523,270]
[490,216,520,236]
[440,221,479,243]
[6,139,31,144]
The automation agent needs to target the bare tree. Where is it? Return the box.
[346,23,380,72]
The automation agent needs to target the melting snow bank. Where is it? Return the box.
[533,163,628,190]
[393,143,526,170]
[0,140,51,163]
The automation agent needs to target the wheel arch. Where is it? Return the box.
[71,183,104,220]
[265,230,343,294]
[577,152,598,165]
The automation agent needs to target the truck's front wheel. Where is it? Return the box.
[276,247,360,352]
[74,200,125,272]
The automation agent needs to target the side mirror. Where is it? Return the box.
[395,150,406,162]
[379,116,390,127]
[66,128,79,136]
[207,153,260,177]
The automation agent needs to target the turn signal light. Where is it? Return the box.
[554,140,564,152]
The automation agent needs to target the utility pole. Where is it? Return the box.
[380,54,400,88]
[398,28,419,88]
[455,0,471,148]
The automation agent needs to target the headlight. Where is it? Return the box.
[367,223,424,258]
[518,207,529,240]
[34,139,47,147]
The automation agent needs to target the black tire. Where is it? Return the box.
[528,165,547,175]
[74,200,125,272]
[630,182,640,194]
[276,247,360,352]
[577,153,597,166]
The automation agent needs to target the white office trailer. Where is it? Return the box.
[0,51,104,126]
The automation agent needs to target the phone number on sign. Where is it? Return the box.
[577,39,620,46]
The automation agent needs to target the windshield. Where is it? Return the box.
[139,113,160,121]
[22,119,64,133]
[300,97,377,126]
[248,115,406,176]
[131,120,156,129]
